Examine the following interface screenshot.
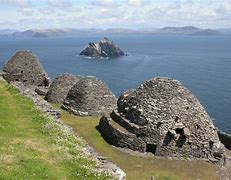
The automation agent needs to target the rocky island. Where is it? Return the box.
[1,50,231,179]
[79,37,125,58]
[98,77,226,164]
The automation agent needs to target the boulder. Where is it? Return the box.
[98,77,226,164]
[80,37,125,58]
[45,73,82,104]
[3,50,48,86]
[62,76,117,116]
[35,86,49,96]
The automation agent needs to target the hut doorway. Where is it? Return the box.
[146,143,157,154]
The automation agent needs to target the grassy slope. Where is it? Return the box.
[60,110,220,180]
[0,79,110,180]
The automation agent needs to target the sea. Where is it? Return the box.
[0,35,230,133]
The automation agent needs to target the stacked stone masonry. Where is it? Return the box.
[3,50,48,86]
[98,77,226,164]
[45,73,82,104]
[62,76,117,116]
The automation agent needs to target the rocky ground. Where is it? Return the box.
[219,149,231,180]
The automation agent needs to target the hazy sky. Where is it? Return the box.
[0,0,231,30]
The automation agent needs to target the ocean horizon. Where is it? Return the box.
[0,35,230,133]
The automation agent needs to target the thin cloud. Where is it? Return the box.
[0,0,231,30]
[90,0,119,7]
[46,0,73,8]
[127,0,150,7]
[0,0,31,8]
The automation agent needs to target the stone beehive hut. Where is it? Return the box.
[62,76,117,116]
[98,77,226,164]
[3,50,48,86]
[45,73,82,104]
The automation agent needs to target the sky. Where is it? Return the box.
[0,0,231,30]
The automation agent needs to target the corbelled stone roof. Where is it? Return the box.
[98,77,226,164]
[45,73,82,104]
[3,50,48,86]
[62,76,117,116]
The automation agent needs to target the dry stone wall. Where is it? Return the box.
[98,77,226,164]
[3,50,48,86]
[45,73,82,104]
[3,77,125,180]
[62,76,117,116]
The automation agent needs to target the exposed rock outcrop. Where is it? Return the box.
[98,77,226,164]
[3,50,48,86]
[218,131,231,150]
[80,37,125,58]
[45,73,82,104]
[62,76,117,116]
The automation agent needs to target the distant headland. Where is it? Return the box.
[0,26,230,38]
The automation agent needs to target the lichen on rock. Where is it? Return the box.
[45,73,82,104]
[62,76,117,116]
[98,77,226,164]
[3,50,48,86]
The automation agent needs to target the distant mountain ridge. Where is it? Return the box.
[0,29,19,35]
[153,26,222,35]
[154,26,202,35]
[217,28,231,35]
[10,28,141,37]
[0,26,227,37]
[193,29,222,35]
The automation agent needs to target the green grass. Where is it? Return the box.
[0,79,111,180]
[59,109,220,180]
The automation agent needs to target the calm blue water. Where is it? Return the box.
[0,35,230,133]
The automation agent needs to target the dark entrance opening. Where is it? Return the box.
[175,128,187,147]
[209,141,214,149]
[175,128,184,134]
[146,144,157,154]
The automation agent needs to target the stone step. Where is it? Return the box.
[109,117,131,134]
[110,110,145,136]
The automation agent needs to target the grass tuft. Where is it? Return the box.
[0,80,111,180]
[59,106,220,180]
